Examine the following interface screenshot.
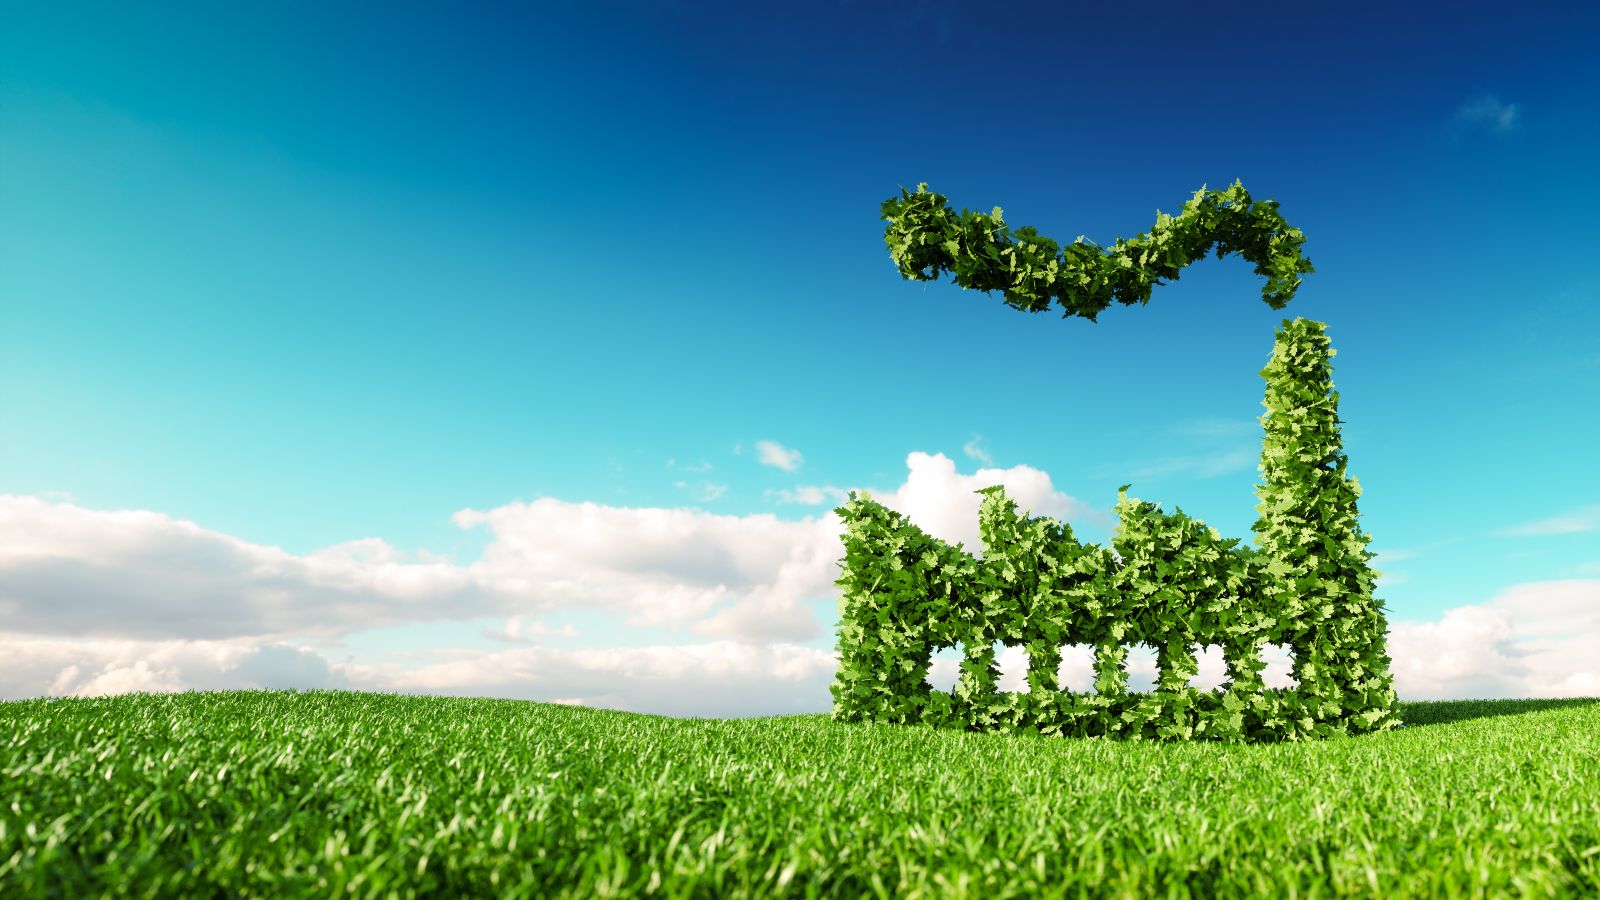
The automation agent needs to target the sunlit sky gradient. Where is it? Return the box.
[3,0,1598,712]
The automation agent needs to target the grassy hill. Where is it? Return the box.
[2,690,1597,898]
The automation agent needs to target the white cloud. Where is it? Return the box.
[962,435,993,466]
[0,631,832,717]
[755,440,803,471]
[487,615,580,642]
[1455,93,1519,133]
[1388,606,1527,700]
[766,485,850,506]
[339,640,838,718]
[451,498,840,639]
[1388,580,1600,700]
[1499,504,1600,537]
[0,495,509,641]
[857,451,1106,555]
[0,491,849,645]
[0,632,349,700]
[1488,579,1600,640]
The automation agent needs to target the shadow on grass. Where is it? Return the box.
[1396,697,1600,728]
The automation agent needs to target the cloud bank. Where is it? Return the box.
[3,454,1597,715]
[1455,93,1520,133]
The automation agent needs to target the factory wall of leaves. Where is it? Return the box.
[829,184,1400,743]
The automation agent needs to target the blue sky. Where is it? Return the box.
[3,0,1598,712]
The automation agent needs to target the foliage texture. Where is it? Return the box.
[4,691,1596,898]
[837,182,1394,742]
[880,180,1315,321]
[1251,318,1401,735]
[830,318,1401,742]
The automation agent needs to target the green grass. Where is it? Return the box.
[2,691,1598,898]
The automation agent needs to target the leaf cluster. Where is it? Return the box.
[830,318,1399,743]
[880,181,1315,321]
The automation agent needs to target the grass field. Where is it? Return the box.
[2,690,1597,898]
